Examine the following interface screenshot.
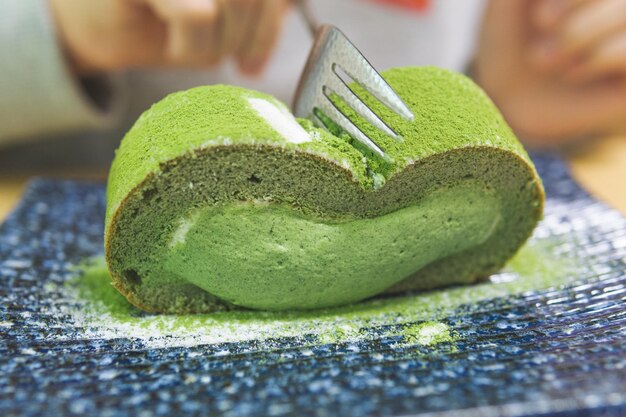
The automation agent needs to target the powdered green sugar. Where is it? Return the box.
[66,239,575,349]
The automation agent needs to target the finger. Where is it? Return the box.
[167,19,221,66]
[565,31,626,83]
[529,0,606,71]
[142,0,217,22]
[236,0,289,76]
[558,0,626,57]
[217,0,247,57]
[100,0,169,69]
[475,0,530,92]
[230,0,262,66]
[531,0,592,32]
[529,35,572,72]
[142,0,225,66]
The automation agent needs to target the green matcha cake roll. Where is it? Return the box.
[104,66,544,313]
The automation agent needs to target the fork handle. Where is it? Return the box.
[293,0,319,37]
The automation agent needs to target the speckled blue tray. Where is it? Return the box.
[1,153,625,417]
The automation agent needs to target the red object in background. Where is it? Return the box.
[367,0,431,12]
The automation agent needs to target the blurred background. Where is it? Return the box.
[0,0,624,217]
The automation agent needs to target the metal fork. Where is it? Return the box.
[292,0,414,160]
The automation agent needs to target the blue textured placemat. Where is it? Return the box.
[1,153,625,417]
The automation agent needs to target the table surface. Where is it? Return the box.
[1,136,625,220]
[2,153,625,417]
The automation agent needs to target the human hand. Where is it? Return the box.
[530,0,626,82]
[49,0,290,76]
[474,0,626,146]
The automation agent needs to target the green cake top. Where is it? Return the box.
[336,66,531,174]
[105,86,366,226]
[106,66,532,227]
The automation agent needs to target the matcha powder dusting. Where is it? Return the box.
[60,238,578,350]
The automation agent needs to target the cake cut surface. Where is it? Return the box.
[104,66,544,313]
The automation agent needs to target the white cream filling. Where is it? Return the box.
[168,211,200,248]
[247,97,311,144]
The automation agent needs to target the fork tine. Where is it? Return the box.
[313,96,387,160]
[328,28,414,121]
[293,24,409,161]
[323,72,400,140]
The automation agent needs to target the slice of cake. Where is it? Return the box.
[104,66,544,313]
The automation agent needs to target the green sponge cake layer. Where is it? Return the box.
[105,66,544,313]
